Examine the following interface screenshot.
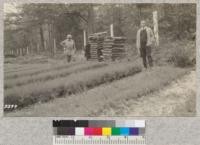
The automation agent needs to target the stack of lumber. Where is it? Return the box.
[102,37,126,61]
[102,38,114,61]
[112,37,126,60]
[88,38,98,61]
[88,32,106,61]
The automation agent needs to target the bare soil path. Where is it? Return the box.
[99,70,196,116]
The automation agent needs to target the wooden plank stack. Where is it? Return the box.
[102,38,114,61]
[88,31,126,61]
[88,37,98,61]
[102,37,126,61]
[88,32,106,61]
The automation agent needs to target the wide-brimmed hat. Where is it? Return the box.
[67,34,72,39]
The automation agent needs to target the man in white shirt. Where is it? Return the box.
[60,34,76,62]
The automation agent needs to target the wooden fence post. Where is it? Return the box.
[20,48,21,55]
[54,38,57,54]
[44,41,47,50]
[37,43,40,53]
[153,11,159,46]
[83,30,87,47]
[27,46,29,55]
[110,24,114,37]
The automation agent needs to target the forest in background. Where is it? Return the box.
[4,3,196,56]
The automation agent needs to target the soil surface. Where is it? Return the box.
[99,71,196,116]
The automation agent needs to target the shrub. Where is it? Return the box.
[168,40,195,67]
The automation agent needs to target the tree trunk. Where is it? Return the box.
[87,5,95,34]
[48,22,55,57]
[47,23,52,56]
[177,5,182,39]
[40,25,45,51]
[114,6,124,36]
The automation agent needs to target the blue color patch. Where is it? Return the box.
[120,127,129,135]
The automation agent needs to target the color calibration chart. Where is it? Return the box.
[53,120,146,145]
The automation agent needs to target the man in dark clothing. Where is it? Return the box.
[136,20,154,68]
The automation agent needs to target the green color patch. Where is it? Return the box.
[112,127,120,135]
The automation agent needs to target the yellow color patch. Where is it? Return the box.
[102,128,111,136]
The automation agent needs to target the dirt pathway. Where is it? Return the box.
[99,71,196,116]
